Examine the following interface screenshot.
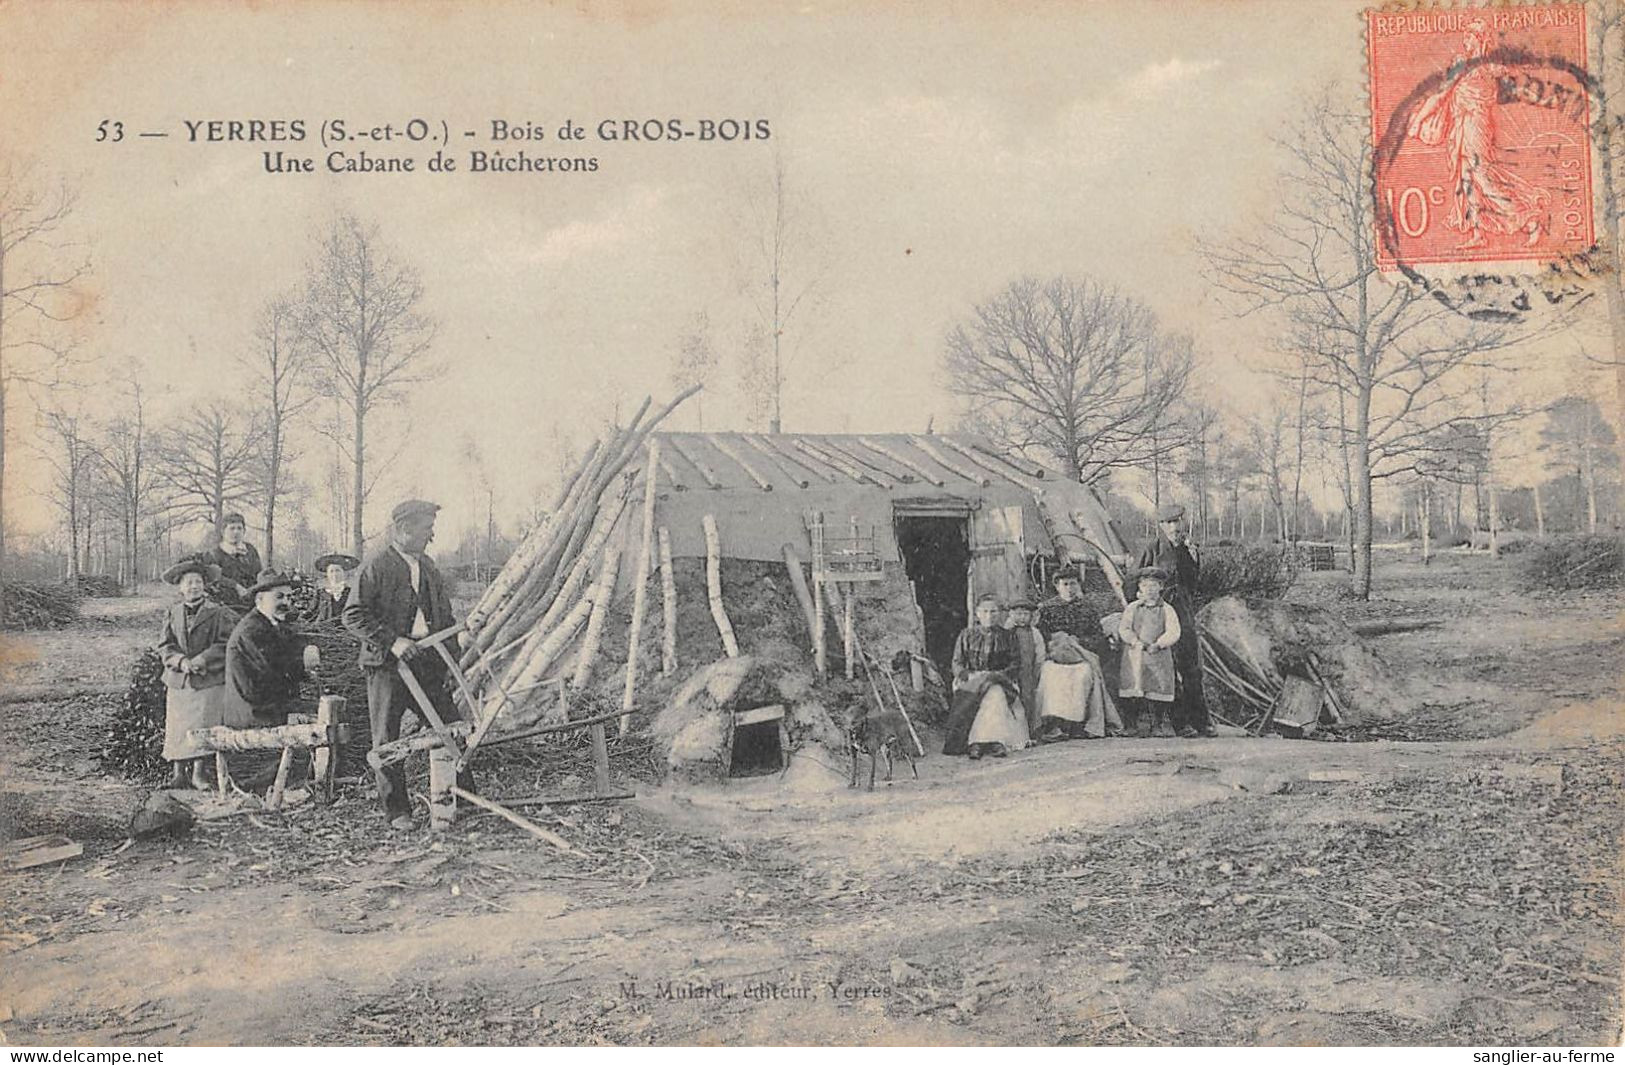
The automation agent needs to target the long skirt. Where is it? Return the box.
[1036,656,1124,738]
[965,686,1030,751]
[162,684,226,760]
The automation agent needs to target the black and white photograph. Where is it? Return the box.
[0,0,1621,1050]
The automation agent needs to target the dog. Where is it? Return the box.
[848,707,920,790]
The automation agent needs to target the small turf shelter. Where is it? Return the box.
[639,431,1126,680]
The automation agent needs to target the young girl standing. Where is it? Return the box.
[1117,567,1183,738]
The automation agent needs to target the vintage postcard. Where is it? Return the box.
[0,0,1621,1051]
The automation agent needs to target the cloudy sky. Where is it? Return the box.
[1,0,1610,550]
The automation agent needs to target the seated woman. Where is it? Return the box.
[1034,631,1123,741]
[942,594,1029,760]
[308,552,359,623]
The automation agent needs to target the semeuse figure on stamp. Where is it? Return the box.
[1405,19,1549,250]
[344,499,477,830]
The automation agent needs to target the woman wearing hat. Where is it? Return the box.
[308,553,359,623]
[155,556,239,789]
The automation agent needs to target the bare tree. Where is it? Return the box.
[241,294,313,565]
[669,311,718,430]
[1203,90,1561,597]
[736,322,777,433]
[1540,393,1618,534]
[733,156,824,434]
[944,275,1194,483]
[90,364,158,589]
[1590,2,1625,467]
[296,214,438,558]
[36,404,98,581]
[1179,401,1222,538]
[0,162,89,610]
[154,402,264,531]
[1246,405,1290,540]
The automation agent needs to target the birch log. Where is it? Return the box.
[812,575,827,676]
[467,438,603,633]
[857,436,945,486]
[570,522,628,695]
[659,527,677,675]
[913,436,990,486]
[620,442,661,734]
[702,514,739,657]
[782,544,818,648]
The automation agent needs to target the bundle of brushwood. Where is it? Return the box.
[458,386,697,740]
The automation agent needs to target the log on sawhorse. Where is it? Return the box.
[189,695,351,810]
[376,622,637,835]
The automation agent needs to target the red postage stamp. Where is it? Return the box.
[1367,4,1594,271]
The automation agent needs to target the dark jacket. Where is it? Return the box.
[206,542,263,608]
[309,585,350,624]
[1136,533,1201,615]
[343,545,460,670]
[224,608,308,725]
[157,599,237,690]
[1037,591,1117,659]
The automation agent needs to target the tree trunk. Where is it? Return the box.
[1352,386,1374,599]
[1420,480,1432,565]
[1533,479,1546,538]
[265,421,280,566]
[352,397,366,559]
[0,239,7,618]
[1581,436,1598,533]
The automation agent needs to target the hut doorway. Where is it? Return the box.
[893,511,971,685]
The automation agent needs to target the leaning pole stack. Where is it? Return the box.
[453,386,699,758]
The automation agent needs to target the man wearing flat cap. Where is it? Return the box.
[1135,503,1214,737]
[344,499,476,829]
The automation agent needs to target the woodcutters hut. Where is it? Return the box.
[386,394,1129,792]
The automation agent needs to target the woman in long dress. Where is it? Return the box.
[157,557,238,789]
[1035,631,1122,740]
[942,595,1029,760]
[307,552,358,623]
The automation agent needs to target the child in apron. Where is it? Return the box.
[1117,568,1182,738]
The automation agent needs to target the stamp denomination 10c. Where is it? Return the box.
[1367,4,1595,271]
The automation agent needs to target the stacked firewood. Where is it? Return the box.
[458,387,696,737]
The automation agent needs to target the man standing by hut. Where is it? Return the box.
[206,512,263,610]
[1136,504,1215,738]
[344,500,477,830]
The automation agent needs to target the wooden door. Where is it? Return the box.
[969,504,1026,609]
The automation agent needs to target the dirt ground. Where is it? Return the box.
[1,552,1621,1047]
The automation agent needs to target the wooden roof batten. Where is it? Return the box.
[647,431,1062,493]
